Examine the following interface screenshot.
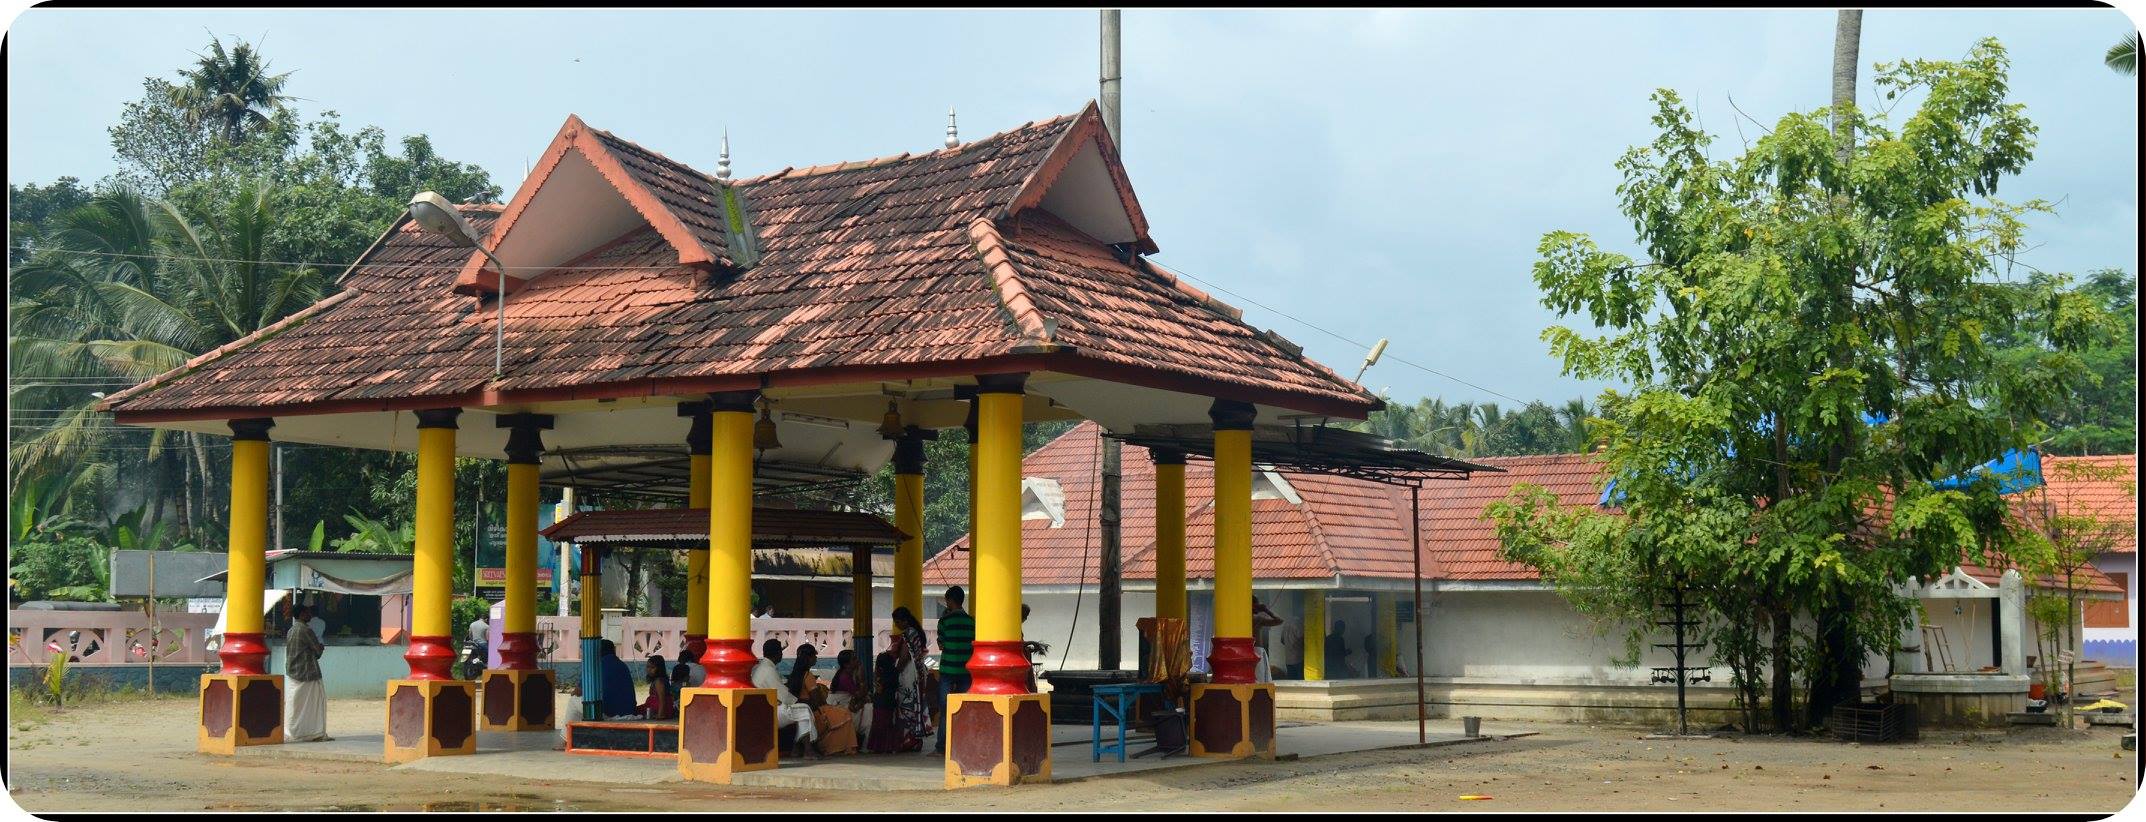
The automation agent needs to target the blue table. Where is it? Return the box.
[1091,682,1164,762]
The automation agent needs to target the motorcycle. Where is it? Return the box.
[458,641,487,681]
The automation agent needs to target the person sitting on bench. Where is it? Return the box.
[752,638,819,758]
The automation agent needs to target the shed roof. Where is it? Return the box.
[540,506,906,549]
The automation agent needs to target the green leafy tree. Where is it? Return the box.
[1493,38,2108,731]
[1993,270,2135,456]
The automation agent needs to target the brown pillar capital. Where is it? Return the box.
[1150,447,1187,466]
[415,408,462,430]
[497,413,553,465]
[228,418,275,441]
[1208,399,1257,431]
[678,401,713,455]
[707,391,759,414]
[893,427,932,475]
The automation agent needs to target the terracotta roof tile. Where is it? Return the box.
[104,107,1376,419]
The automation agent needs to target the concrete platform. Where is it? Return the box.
[237,719,1533,791]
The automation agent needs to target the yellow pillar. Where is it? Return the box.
[1302,590,1326,681]
[201,418,282,754]
[1153,450,1187,623]
[703,392,758,687]
[485,414,555,729]
[220,419,273,673]
[495,414,550,670]
[409,409,459,678]
[1377,592,1397,677]
[1207,400,1257,684]
[969,378,1026,693]
[965,402,980,612]
[681,402,712,661]
[894,431,926,624]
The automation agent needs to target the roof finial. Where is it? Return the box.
[945,107,959,149]
[716,129,732,181]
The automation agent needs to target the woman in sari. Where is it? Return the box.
[891,607,934,752]
[865,647,905,753]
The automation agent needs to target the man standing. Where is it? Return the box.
[932,586,975,754]
[285,604,329,742]
[1326,619,1354,680]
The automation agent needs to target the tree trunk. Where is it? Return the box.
[1831,10,1863,155]
[1770,606,1795,733]
[1810,8,1867,729]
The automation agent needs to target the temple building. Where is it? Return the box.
[98,102,1457,784]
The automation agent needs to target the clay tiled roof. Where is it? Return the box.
[2018,455,2138,555]
[920,422,1463,586]
[104,104,1376,420]
[1415,453,1608,581]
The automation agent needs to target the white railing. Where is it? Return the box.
[6,610,218,665]
[533,616,935,662]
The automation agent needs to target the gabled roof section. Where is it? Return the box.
[103,106,1380,421]
[1003,101,1155,254]
[454,114,753,294]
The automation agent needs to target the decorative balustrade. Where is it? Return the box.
[6,610,218,666]
[531,615,936,663]
[5,610,942,669]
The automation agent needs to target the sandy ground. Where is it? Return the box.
[4,694,2139,813]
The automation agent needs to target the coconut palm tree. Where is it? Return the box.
[168,36,295,146]
[2109,31,2139,76]
[8,182,325,542]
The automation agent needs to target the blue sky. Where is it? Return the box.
[7,9,2138,407]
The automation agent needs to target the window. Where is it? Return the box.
[2085,572,2129,628]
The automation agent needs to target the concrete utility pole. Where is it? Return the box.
[1095,8,1125,672]
[1101,9,1122,140]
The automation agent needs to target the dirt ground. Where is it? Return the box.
[4,694,2138,813]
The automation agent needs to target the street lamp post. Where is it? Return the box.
[408,191,509,379]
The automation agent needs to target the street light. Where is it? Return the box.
[409,191,509,379]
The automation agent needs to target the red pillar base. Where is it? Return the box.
[699,638,756,690]
[677,687,779,783]
[944,692,1052,788]
[479,668,556,731]
[966,640,1033,695]
[404,635,456,680]
[384,679,478,762]
[217,632,270,676]
[198,673,282,754]
[1189,683,1276,760]
[496,631,541,671]
[1206,636,1260,685]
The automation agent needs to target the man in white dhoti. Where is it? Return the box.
[750,638,817,757]
[285,604,330,742]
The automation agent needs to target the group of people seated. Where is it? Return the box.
[583,587,1001,760]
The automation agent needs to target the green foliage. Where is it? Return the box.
[451,596,490,639]
[330,513,414,554]
[1495,38,2108,731]
[8,535,111,602]
[1359,396,1596,457]
[10,34,499,552]
[44,651,69,708]
[1992,269,2135,456]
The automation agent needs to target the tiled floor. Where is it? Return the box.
[240,719,1524,791]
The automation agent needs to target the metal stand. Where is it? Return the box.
[1648,579,1713,738]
